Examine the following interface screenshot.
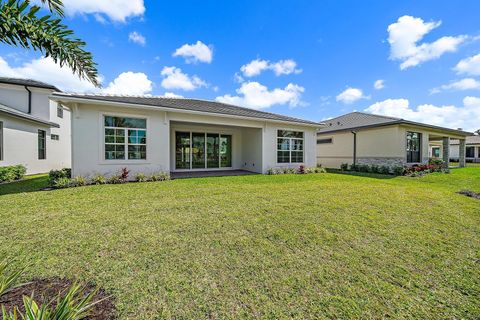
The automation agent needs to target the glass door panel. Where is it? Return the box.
[207,134,220,168]
[192,132,206,169]
[175,132,190,169]
[220,135,232,167]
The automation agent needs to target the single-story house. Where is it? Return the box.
[316,112,471,169]
[0,78,71,174]
[50,93,321,177]
[450,135,480,163]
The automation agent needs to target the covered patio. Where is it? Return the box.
[428,133,466,168]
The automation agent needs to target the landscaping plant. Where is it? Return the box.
[0,165,27,183]
[0,261,28,297]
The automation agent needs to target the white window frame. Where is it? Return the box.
[276,130,304,164]
[102,114,148,163]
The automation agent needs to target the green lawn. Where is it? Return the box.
[0,169,479,319]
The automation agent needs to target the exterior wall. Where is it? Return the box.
[428,141,443,158]
[70,102,317,177]
[316,126,404,169]
[0,114,69,173]
[0,85,71,174]
[451,143,480,162]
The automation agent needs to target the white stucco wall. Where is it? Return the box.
[68,102,318,177]
[0,84,71,174]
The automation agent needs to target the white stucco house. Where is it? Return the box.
[450,135,480,163]
[0,78,71,174]
[316,112,471,169]
[50,93,320,177]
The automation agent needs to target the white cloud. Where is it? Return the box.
[431,78,480,94]
[336,87,369,104]
[240,59,269,77]
[128,32,146,46]
[387,15,466,69]
[374,79,385,90]
[160,66,207,91]
[102,72,152,95]
[454,53,480,76]
[215,81,304,109]
[364,97,480,131]
[0,56,98,92]
[173,41,213,64]
[163,92,183,98]
[63,0,145,22]
[240,58,302,77]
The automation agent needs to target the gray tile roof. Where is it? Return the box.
[0,77,59,91]
[0,103,59,127]
[319,112,471,136]
[51,93,321,126]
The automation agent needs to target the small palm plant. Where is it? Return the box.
[0,261,29,297]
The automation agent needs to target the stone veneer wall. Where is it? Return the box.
[357,157,406,167]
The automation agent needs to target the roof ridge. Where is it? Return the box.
[351,111,403,121]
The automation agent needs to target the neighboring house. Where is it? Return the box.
[450,135,480,163]
[316,112,471,169]
[50,93,320,177]
[0,78,71,174]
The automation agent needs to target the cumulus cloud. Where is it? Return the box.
[163,92,183,98]
[364,97,480,131]
[431,78,480,94]
[240,58,302,77]
[173,41,213,64]
[387,15,466,69]
[454,53,480,76]
[128,32,146,46]
[215,81,305,109]
[102,72,152,95]
[374,79,385,90]
[160,66,207,91]
[63,0,145,22]
[336,87,369,104]
[0,56,98,92]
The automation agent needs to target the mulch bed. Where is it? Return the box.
[458,189,480,200]
[0,278,115,319]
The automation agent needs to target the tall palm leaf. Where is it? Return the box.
[0,0,100,87]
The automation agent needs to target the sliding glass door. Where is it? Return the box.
[175,131,232,170]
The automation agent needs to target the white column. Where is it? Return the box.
[459,139,466,168]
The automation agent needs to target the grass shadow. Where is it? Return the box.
[326,169,398,180]
[0,174,49,196]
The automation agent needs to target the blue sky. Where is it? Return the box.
[1,0,480,130]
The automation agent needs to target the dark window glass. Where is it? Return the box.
[192,133,205,169]
[57,106,63,118]
[406,131,421,163]
[432,147,440,158]
[175,132,191,169]
[317,138,333,144]
[104,116,146,129]
[277,130,304,138]
[277,130,304,163]
[277,151,290,163]
[51,134,60,141]
[220,135,232,167]
[466,146,475,158]
[38,130,46,160]
[206,133,220,168]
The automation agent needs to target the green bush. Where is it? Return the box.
[70,176,86,187]
[0,165,27,183]
[392,166,405,176]
[107,175,122,184]
[340,163,348,171]
[91,174,106,185]
[378,165,390,175]
[48,168,71,185]
[53,177,71,189]
[135,173,148,182]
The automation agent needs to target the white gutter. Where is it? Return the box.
[50,94,323,128]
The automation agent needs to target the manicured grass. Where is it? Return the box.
[0,169,479,319]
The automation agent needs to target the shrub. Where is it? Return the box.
[315,167,327,173]
[392,166,405,176]
[0,165,27,183]
[340,163,348,171]
[120,167,130,182]
[349,164,358,172]
[48,168,71,185]
[107,175,122,184]
[53,177,71,189]
[150,172,170,181]
[378,165,391,175]
[429,158,444,166]
[357,164,369,173]
[70,176,86,187]
[297,165,306,174]
[266,168,275,175]
[135,172,148,182]
[91,174,106,185]
[0,260,27,297]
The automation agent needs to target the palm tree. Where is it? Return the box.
[0,0,99,87]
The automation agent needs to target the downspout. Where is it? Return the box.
[351,131,357,166]
[24,86,32,114]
